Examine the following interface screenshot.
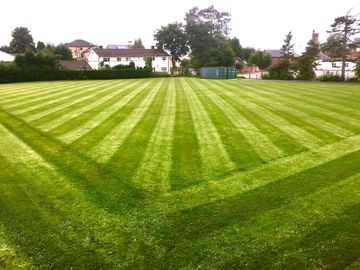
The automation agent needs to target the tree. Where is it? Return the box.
[144,57,152,69]
[9,27,35,53]
[248,50,271,70]
[268,31,296,80]
[184,6,234,67]
[229,37,242,56]
[297,32,320,80]
[36,41,46,51]
[0,45,11,53]
[53,44,73,60]
[322,10,360,80]
[14,50,57,70]
[131,38,145,49]
[240,47,256,61]
[154,22,189,73]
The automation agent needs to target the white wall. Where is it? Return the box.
[87,50,171,73]
[315,60,356,79]
[0,51,15,62]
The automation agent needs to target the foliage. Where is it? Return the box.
[9,27,35,53]
[129,61,135,69]
[316,72,343,81]
[112,63,136,70]
[248,50,272,70]
[53,44,73,60]
[131,38,145,49]
[241,47,256,61]
[14,51,58,70]
[185,6,235,67]
[268,31,296,80]
[322,10,360,80]
[36,41,46,50]
[154,22,189,73]
[144,57,152,68]
[229,37,242,56]
[0,45,11,53]
[297,35,320,80]
[356,61,360,81]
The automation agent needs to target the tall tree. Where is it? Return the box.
[154,22,189,73]
[280,31,295,63]
[229,37,242,56]
[322,10,360,80]
[131,38,145,49]
[297,32,320,80]
[185,6,234,67]
[248,50,271,69]
[9,27,35,53]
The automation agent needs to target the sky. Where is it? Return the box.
[1,0,359,53]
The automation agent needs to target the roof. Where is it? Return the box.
[265,49,282,58]
[58,60,92,70]
[317,52,331,61]
[265,49,299,58]
[107,45,130,49]
[66,39,95,48]
[93,48,170,57]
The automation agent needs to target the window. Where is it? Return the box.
[345,63,349,67]
[331,62,337,68]
[126,57,130,61]
[117,57,121,61]
[103,57,110,62]
[162,57,166,60]
[152,57,155,61]
[161,67,167,71]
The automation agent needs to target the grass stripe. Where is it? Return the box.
[160,133,360,212]
[210,80,324,149]
[192,79,284,162]
[169,80,203,189]
[180,78,235,177]
[37,81,140,132]
[131,79,176,193]
[231,83,355,139]
[57,79,153,143]
[23,81,117,122]
[2,81,96,111]
[251,82,360,122]
[88,79,165,163]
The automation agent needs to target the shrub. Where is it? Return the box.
[316,72,343,82]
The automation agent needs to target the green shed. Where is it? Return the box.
[200,67,236,79]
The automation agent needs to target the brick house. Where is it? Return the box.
[66,39,96,60]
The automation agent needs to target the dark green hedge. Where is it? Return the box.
[0,65,153,83]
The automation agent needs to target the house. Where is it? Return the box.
[0,50,15,62]
[66,39,96,60]
[87,48,171,73]
[235,57,263,79]
[314,52,356,79]
[350,38,360,59]
[265,49,299,66]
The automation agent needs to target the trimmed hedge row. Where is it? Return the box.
[0,65,153,83]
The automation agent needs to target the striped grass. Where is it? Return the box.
[0,78,359,269]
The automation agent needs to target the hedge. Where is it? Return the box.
[0,65,153,83]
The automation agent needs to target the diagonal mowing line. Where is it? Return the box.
[228,84,355,139]
[0,81,71,100]
[37,80,142,132]
[180,78,236,176]
[210,80,324,149]
[192,80,284,161]
[251,83,360,122]
[131,78,176,193]
[2,81,97,111]
[23,81,124,123]
[15,80,117,116]
[87,79,165,164]
[0,81,82,105]
[58,79,155,144]
[160,133,360,212]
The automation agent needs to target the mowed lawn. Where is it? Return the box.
[0,77,359,269]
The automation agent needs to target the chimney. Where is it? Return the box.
[312,30,319,45]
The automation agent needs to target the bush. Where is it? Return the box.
[268,62,295,80]
[0,64,153,83]
[316,72,343,82]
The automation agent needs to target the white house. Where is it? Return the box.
[0,50,15,62]
[314,53,356,79]
[87,48,171,74]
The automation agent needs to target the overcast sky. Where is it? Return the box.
[1,0,359,53]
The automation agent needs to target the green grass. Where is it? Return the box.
[0,78,359,269]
